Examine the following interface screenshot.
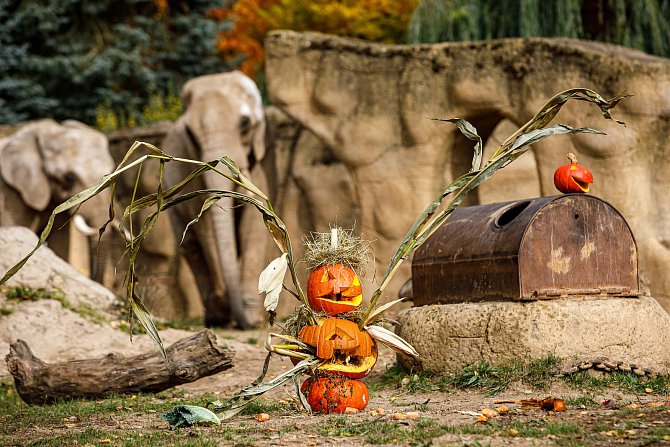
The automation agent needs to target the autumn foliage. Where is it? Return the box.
[212,0,418,78]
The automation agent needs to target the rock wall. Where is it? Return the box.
[265,31,670,311]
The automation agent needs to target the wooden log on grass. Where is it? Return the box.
[5,329,234,404]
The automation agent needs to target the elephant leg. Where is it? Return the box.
[183,223,232,327]
[208,199,256,329]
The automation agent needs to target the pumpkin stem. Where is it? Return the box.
[567,152,578,164]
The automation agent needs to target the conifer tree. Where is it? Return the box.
[0,0,236,127]
[408,0,670,59]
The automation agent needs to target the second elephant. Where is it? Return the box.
[162,71,272,329]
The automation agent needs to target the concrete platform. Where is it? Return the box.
[396,295,670,374]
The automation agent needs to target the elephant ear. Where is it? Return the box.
[252,113,267,162]
[0,131,51,211]
[163,118,198,155]
[180,78,196,110]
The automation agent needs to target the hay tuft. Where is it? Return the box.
[303,226,373,274]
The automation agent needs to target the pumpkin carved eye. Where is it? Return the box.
[307,263,363,316]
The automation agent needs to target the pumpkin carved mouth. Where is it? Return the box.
[570,171,592,192]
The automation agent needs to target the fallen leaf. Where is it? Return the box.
[456,410,484,417]
[481,408,498,418]
[496,405,508,414]
[647,402,665,407]
[508,428,520,436]
[476,415,488,423]
[645,388,653,393]
[391,412,406,420]
[344,407,359,414]
[406,412,420,419]
[257,413,270,422]
[626,403,641,408]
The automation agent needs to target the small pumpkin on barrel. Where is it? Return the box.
[554,153,593,194]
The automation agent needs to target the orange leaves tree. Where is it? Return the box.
[213,0,418,79]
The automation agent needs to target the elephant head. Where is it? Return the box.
[162,71,270,329]
[0,119,115,232]
[0,119,116,279]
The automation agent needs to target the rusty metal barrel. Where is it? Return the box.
[411,194,639,306]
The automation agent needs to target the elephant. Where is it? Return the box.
[161,71,271,329]
[265,31,670,311]
[0,119,116,274]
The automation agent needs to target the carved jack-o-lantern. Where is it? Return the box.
[299,318,377,378]
[307,264,363,316]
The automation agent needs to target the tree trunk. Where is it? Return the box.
[5,329,234,405]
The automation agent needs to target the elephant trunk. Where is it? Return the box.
[205,173,256,329]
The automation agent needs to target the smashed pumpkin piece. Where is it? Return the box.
[495,397,566,412]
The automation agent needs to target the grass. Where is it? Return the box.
[110,299,204,335]
[238,398,295,415]
[5,356,670,446]
[369,355,670,399]
[320,415,448,445]
[562,369,670,395]
[2,285,109,325]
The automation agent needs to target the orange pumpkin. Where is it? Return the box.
[307,264,363,315]
[301,376,369,413]
[299,318,378,378]
[553,153,593,193]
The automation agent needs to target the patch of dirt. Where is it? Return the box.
[3,314,670,446]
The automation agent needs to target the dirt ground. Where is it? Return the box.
[5,323,670,447]
[1,285,669,446]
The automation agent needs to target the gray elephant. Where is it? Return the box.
[162,71,271,329]
[0,119,116,274]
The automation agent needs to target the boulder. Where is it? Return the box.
[396,295,670,374]
[0,226,188,377]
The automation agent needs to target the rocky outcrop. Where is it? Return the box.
[265,31,670,311]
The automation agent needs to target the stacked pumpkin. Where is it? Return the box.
[299,263,375,413]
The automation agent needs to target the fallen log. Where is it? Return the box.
[6,329,234,404]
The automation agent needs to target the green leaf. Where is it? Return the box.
[430,117,484,171]
[160,405,221,430]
